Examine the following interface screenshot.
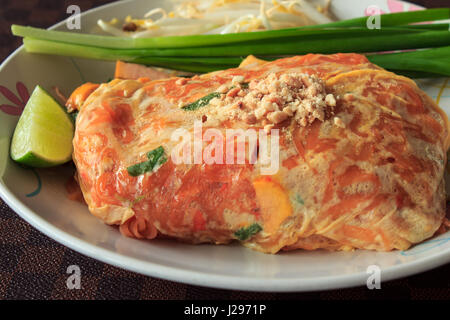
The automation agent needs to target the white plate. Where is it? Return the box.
[1,0,449,292]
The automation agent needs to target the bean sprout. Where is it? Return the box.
[97,0,333,37]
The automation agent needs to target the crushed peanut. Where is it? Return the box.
[242,73,336,127]
[334,117,346,128]
[217,84,229,94]
[198,72,339,130]
[175,78,188,86]
[325,94,336,107]
[232,75,245,85]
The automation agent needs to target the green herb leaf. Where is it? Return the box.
[130,195,146,206]
[181,92,221,111]
[234,223,262,241]
[240,82,249,89]
[127,146,167,177]
[147,146,165,163]
[126,161,153,177]
[295,194,304,205]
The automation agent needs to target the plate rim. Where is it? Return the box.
[1,0,449,292]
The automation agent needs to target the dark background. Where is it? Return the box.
[0,0,449,300]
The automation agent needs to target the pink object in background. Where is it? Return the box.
[365,0,423,15]
[0,82,29,116]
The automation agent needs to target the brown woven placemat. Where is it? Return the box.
[1,0,449,300]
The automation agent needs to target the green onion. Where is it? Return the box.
[133,61,229,73]
[387,70,444,79]
[368,45,450,60]
[370,57,450,77]
[139,50,450,77]
[400,23,450,31]
[367,46,450,76]
[12,9,450,49]
[25,35,450,77]
[145,30,450,57]
[313,8,450,28]
[22,28,450,58]
[26,35,450,76]
[23,38,150,61]
[133,56,244,66]
[13,9,450,78]
[234,223,263,241]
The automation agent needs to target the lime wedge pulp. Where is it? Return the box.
[10,85,74,167]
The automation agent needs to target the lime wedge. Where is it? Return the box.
[10,85,74,167]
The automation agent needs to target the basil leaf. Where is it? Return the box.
[234,223,262,241]
[147,146,165,163]
[127,146,167,177]
[181,92,221,111]
[127,161,153,177]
